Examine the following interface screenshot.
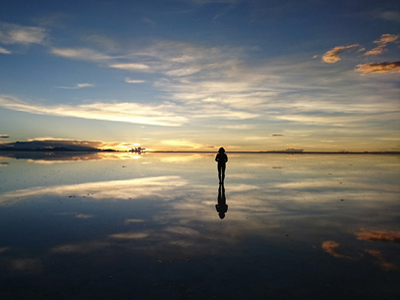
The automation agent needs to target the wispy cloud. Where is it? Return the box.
[109,63,150,71]
[270,134,284,137]
[0,134,9,138]
[0,23,47,44]
[365,34,399,56]
[218,124,255,130]
[50,47,112,61]
[379,11,400,22]
[322,44,359,63]
[0,46,11,54]
[0,95,187,127]
[58,83,95,89]
[125,77,145,83]
[355,61,400,75]
[322,241,351,259]
[160,140,204,149]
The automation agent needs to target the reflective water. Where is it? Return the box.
[0,153,399,299]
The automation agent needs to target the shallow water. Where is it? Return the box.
[0,152,399,299]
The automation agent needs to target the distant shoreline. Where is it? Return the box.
[150,151,400,154]
[1,149,399,155]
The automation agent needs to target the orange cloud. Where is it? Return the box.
[365,34,399,56]
[322,44,359,63]
[321,241,349,258]
[374,33,400,44]
[364,45,387,56]
[355,229,400,242]
[364,250,397,271]
[355,61,400,75]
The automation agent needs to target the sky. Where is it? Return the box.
[0,0,399,151]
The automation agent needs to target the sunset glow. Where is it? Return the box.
[0,1,399,151]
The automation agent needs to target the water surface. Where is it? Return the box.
[0,153,399,299]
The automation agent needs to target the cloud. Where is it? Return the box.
[58,83,95,89]
[0,175,186,206]
[355,229,400,242]
[270,134,284,137]
[322,44,359,63]
[374,33,400,44]
[161,140,204,149]
[0,95,187,127]
[379,11,400,22]
[321,241,351,258]
[219,125,255,130]
[321,241,345,258]
[0,134,9,138]
[0,46,11,54]
[364,45,387,56]
[0,23,46,44]
[365,34,400,56]
[50,47,112,61]
[109,63,150,71]
[110,232,149,239]
[125,77,145,83]
[355,61,400,75]
[365,250,397,271]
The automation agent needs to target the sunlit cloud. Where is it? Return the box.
[218,124,255,130]
[0,95,188,127]
[161,140,204,149]
[0,46,11,54]
[364,45,387,56]
[125,77,145,83]
[365,34,399,56]
[373,33,400,44]
[355,61,400,75]
[0,134,9,138]
[58,83,95,89]
[109,63,150,71]
[0,23,46,44]
[322,241,351,258]
[322,44,359,63]
[364,250,397,271]
[355,229,400,242]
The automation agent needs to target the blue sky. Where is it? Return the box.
[0,0,399,151]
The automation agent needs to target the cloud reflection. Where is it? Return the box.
[355,229,400,243]
[0,176,186,205]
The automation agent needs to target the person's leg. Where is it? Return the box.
[218,165,222,183]
[221,164,226,183]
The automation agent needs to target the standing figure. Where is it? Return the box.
[215,147,228,184]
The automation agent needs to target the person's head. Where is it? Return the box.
[219,212,225,219]
[218,147,225,154]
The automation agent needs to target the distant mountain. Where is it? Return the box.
[0,141,99,152]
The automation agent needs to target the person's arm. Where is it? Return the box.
[215,154,219,162]
[225,154,228,163]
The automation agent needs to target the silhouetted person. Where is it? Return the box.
[216,183,228,219]
[215,147,228,184]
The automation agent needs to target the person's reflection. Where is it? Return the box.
[216,183,228,219]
